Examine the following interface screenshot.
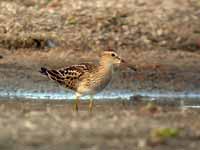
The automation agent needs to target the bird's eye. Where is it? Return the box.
[111,53,115,57]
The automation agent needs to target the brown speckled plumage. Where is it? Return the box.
[40,50,136,111]
[42,63,97,91]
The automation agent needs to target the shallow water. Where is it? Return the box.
[0,84,200,109]
[0,89,200,101]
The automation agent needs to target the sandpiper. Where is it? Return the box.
[40,50,136,112]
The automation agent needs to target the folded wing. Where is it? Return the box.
[40,63,96,91]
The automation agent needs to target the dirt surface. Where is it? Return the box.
[0,1,200,149]
[0,0,200,93]
[0,100,199,150]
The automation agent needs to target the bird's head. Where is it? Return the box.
[100,49,122,65]
[100,49,137,71]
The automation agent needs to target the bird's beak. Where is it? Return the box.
[120,59,137,71]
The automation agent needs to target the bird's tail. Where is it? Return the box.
[39,67,48,76]
[39,67,66,86]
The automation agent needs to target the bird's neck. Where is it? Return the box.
[98,59,113,74]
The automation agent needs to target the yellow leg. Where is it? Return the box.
[74,94,80,112]
[89,95,94,112]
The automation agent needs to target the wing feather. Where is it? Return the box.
[42,63,97,91]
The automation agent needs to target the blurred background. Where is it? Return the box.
[0,0,200,150]
[0,0,200,100]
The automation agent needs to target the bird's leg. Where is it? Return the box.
[74,94,80,112]
[89,95,94,112]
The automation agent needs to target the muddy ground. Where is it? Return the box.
[0,0,200,150]
[0,100,199,150]
[0,0,200,92]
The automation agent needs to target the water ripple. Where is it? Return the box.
[0,89,200,100]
